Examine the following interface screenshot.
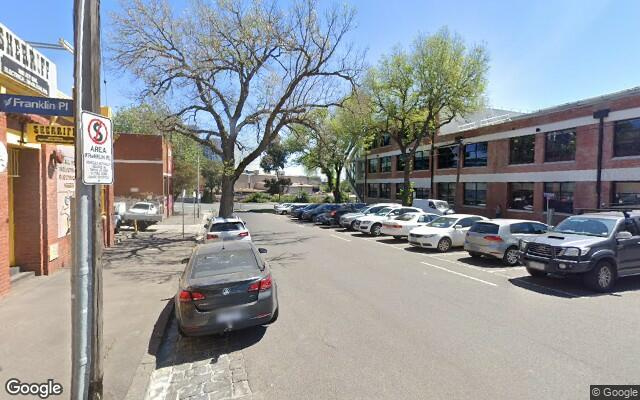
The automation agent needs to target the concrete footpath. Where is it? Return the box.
[0,213,203,399]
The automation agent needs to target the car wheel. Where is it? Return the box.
[468,252,482,259]
[371,224,382,236]
[437,237,452,252]
[502,247,520,266]
[583,260,617,292]
[526,267,547,278]
[350,221,356,230]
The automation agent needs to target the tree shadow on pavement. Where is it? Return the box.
[250,230,313,246]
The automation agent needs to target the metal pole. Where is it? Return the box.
[593,109,610,209]
[72,0,103,399]
[182,191,185,239]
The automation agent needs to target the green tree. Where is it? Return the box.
[111,0,362,217]
[263,177,292,198]
[201,159,224,202]
[366,28,488,205]
[289,95,371,202]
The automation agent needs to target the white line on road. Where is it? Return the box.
[420,261,498,287]
[330,234,351,242]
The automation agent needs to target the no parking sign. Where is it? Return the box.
[81,111,114,184]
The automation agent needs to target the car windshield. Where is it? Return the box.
[363,207,379,214]
[427,217,458,228]
[435,201,449,210]
[375,207,393,216]
[552,217,617,237]
[191,250,258,278]
[132,203,150,210]
[395,213,418,221]
[210,222,244,232]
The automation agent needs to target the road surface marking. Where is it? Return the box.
[420,261,498,287]
[330,234,351,242]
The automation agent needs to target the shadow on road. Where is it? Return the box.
[376,238,406,244]
[251,230,313,246]
[236,208,276,214]
[509,274,640,299]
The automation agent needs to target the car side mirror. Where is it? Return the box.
[454,225,463,229]
[258,248,268,254]
[616,231,633,240]
[181,257,190,264]
[203,224,209,229]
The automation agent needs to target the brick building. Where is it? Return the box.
[113,133,173,216]
[354,87,640,224]
[0,22,114,297]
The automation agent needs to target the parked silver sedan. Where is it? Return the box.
[175,241,278,336]
[464,219,549,265]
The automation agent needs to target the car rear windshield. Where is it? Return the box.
[191,250,258,279]
[469,222,499,234]
[428,217,457,228]
[210,222,245,232]
[395,213,418,221]
[132,203,150,209]
[553,217,617,237]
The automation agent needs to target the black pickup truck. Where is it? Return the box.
[519,211,640,292]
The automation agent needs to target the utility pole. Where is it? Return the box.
[72,0,103,399]
[196,152,201,219]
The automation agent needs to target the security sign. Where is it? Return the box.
[81,111,113,184]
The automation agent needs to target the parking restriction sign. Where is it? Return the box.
[81,110,113,184]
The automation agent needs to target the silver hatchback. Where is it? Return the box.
[464,219,548,265]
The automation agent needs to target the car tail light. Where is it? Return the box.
[248,275,272,292]
[179,290,206,302]
[330,211,337,217]
[238,231,249,238]
[483,235,503,242]
[207,233,218,239]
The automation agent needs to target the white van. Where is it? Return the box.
[412,199,454,215]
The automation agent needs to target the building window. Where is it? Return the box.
[368,158,379,173]
[508,182,534,210]
[367,183,379,198]
[437,182,456,205]
[463,183,487,206]
[414,187,430,199]
[396,154,406,171]
[612,182,640,206]
[380,133,391,147]
[543,182,575,213]
[380,156,392,172]
[437,145,459,169]
[544,129,576,162]
[613,118,640,157]
[414,150,429,170]
[509,135,535,164]
[380,183,391,198]
[463,142,488,167]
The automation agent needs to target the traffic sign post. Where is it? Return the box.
[80,111,113,185]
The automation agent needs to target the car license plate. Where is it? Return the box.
[528,261,546,271]
[216,310,242,323]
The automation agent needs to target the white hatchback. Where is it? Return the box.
[205,217,251,242]
[380,212,439,239]
[355,206,423,236]
[408,214,488,252]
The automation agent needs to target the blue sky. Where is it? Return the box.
[3,0,639,113]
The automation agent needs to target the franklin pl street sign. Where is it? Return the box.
[0,94,74,117]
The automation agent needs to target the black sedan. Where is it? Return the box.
[175,241,279,336]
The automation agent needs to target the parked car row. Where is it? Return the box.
[174,215,279,337]
[277,201,640,292]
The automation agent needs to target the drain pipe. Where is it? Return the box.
[593,109,610,209]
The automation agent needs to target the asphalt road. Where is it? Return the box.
[220,205,640,400]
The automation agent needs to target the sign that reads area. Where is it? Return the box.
[26,123,75,145]
[81,111,113,184]
[0,94,73,116]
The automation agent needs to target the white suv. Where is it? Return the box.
[204,217,251,242]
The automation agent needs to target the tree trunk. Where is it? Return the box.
[333,166,343,203]
[402,165,412,206]
[218,175,235,217]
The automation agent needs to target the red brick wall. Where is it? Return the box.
[13,147,44,275]
[0,113,10,296]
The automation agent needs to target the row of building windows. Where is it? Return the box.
[366,117,640,172]
[367,181,640,213]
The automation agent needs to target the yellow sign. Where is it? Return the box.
[26,123,75,145]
